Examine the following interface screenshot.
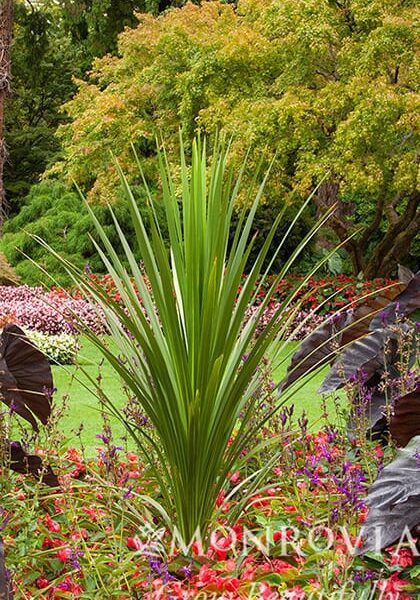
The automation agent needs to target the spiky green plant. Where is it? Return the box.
[35,137,335,545]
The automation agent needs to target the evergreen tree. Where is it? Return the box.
[4,1,81,210]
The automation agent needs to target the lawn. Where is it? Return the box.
[53,336,343,454]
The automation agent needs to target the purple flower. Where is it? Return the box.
[353,570,376,583]
[43,386,57,401]
[179,564,193,579]
[70,548,84,571]
[123,485,134,500]
[96,433,111,444]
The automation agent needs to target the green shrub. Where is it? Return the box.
[0,180,165,287]
[25,330,80,364]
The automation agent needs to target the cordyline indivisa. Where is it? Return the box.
[33,135,347,547]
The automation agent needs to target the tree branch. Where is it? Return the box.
[365,192,420,277]
[359,193,385,248]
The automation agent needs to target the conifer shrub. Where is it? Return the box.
[0,180,163,287]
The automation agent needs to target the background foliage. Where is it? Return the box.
[50,0,419,277]
[1,0,419,283]
[1,180,166,286]
[4,1,81,210]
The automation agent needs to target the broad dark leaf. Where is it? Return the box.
[353,391,389,434]
[279,312,352,392]
[369,271,420,330]
[367,393,389,436]
[346,376,390,441]
[397,265,414,285]
[390,390,420,448]
[356,436,420,553]
[8,441,59,487]
[319,328,397,394]
[280,281,404,394]
[0,324,53,428]
[341,289,403,345]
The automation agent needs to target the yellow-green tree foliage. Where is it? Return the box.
[53,0,419,276]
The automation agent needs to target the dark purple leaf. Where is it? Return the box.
[280,284,405,394]
[8,441,59,487]
[397,265,414,285]
[356,436,420,553]
[0,324,53,428]
[279,312,352,392]
[369,271,420,330]
[319,328,397,394]
[390,390,420,448]
[348,390,389,440]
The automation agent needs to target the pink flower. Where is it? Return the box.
[229,470,240,484]
[259,582,278,599]
[281,585,306,599]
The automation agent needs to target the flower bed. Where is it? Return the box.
[1,423,418,599]
[245,305,325,341]
[0,285,107,336]
[0,275,396,342]
[25,330,80,365]
[252,274,396,314]
[80,273,396,316]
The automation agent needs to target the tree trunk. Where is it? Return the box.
[0,0,13,226]
[364,192,420,278]
[315,181,368,275]
[315,182,419,279]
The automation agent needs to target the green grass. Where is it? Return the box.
[52,336,344,455]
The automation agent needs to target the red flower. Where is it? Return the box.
[378,572,410,594]
[56,547,72,562]
[127,537,142,551]
[389,548,414,568]
[36,577,49,589]
[273,529,294,542]
[126,452,139,462]
[197,564,218,587]
[71,528,88,541]
[45,514,60,533]
[215,491,225,507]
[273,559,294,573]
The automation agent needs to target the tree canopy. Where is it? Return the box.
[4,1,81,209]
[3,0,186,210]
[51,0,419,276]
